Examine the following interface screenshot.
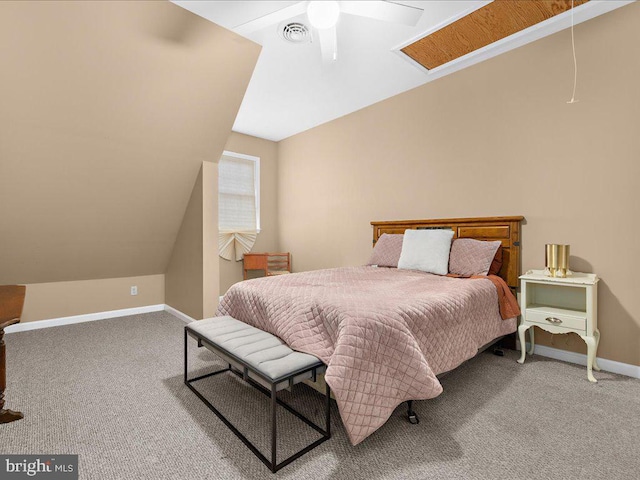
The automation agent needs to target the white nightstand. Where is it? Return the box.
[517,269,600,382]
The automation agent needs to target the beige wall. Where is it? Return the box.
[165,167,205,319]
[165,163,219,319]
[0,1,259,285]
[21,275,164,323]
[0,1,258,321]
[278,3,640,366]
[202,162,220,318]
[219,133,280,293]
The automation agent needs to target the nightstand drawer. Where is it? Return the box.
[525,306,586,332]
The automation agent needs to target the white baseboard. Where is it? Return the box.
[4,303,196,334]
[5,304,166,334]
[163,304,195,324]
[518,341,640,380]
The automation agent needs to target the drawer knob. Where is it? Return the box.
[546,317,563,324]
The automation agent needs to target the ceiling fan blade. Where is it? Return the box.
[339,1,423,27]
[317,25,338,64]
[234,2,308,37]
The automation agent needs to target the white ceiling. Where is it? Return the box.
[174,1,631,142]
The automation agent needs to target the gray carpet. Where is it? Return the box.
[1,312,638,480]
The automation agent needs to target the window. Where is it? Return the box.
[218,151,260,260]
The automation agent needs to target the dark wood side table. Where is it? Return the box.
[0,285,26,424]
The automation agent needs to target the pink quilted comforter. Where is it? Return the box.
[217,266,516,445]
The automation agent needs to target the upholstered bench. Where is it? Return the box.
[184,316,330,473]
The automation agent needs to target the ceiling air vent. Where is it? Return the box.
[281,22,311,44]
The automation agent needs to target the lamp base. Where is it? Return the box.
[544,267,572,278]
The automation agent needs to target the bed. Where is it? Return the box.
[218,216,524,445]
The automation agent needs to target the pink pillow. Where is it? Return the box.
[449,238,502,277]
[367,234,403,267]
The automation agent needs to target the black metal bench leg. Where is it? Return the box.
[407,400,419,424]
[326,382,331,436]
[271,383,277,473]
[184,328,188,383]
[184,329,330,473]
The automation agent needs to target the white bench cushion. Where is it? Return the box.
[187,316,323,383]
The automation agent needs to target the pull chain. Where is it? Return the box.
[567,0,579,104]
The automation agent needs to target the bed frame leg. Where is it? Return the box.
[493,348,505,356]
[406,400,419,425]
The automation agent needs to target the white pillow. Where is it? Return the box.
[397,229,455,275]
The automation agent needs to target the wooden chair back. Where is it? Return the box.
[243,253,291,280]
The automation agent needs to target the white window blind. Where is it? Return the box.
[218,151,260,261]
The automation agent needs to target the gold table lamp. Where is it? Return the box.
[545,244,570,278]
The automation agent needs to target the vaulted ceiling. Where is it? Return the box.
[176,0,631,141]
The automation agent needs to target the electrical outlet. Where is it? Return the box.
[130,286,138,296]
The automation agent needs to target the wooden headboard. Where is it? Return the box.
[371,216,524,289]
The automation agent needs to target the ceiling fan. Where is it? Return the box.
[234,1,424,64]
